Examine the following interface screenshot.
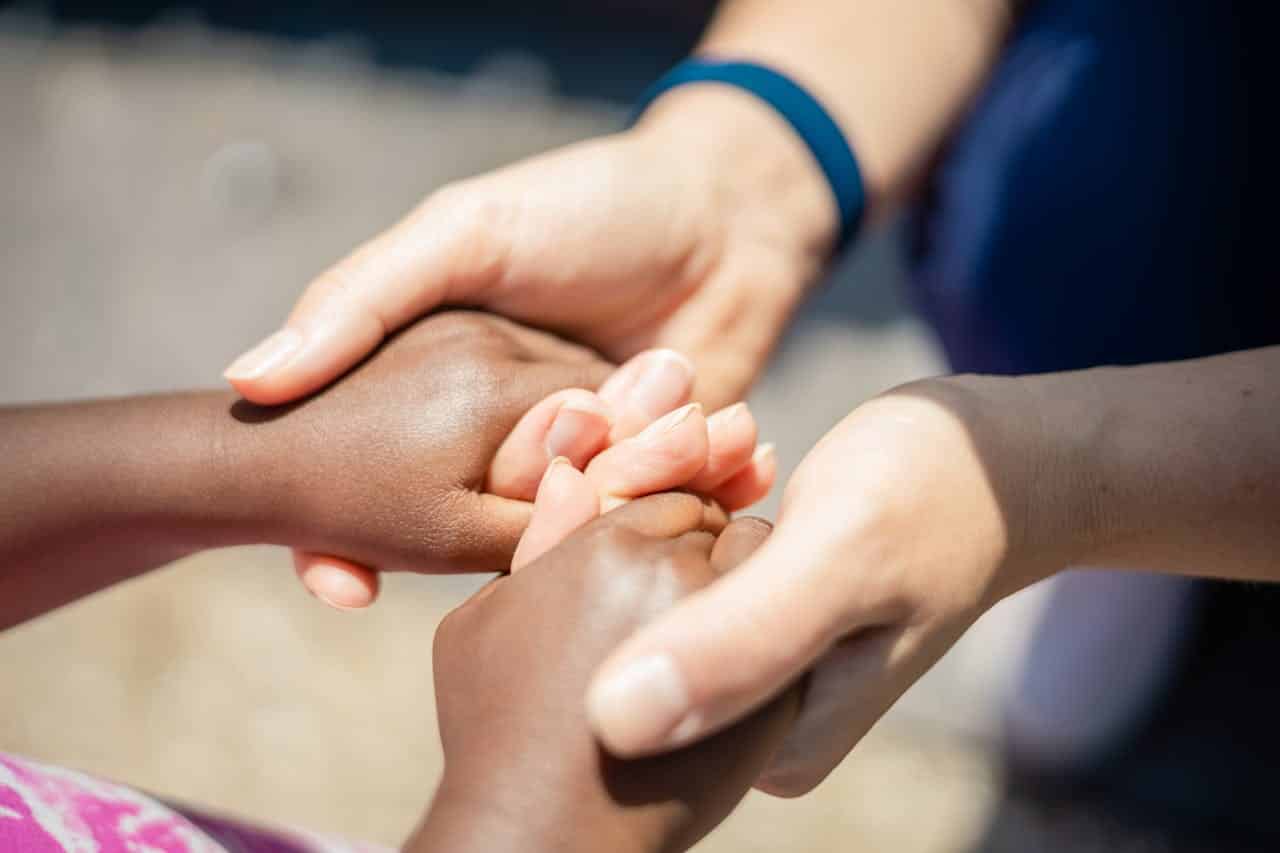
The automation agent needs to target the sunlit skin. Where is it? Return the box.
[0,305,792,853]
[0,311,765,629]
[220,0,1278,802]
[410,496,800,853]
[293,349,776,610]
[222,0,1026,799]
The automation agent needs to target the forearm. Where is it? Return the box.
[638,0,1018,256]
[0,393,273,627]
[1013,346,1280,585]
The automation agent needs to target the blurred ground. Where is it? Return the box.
[0,17,1069,851]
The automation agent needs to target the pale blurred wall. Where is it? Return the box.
[0,14,1043,850]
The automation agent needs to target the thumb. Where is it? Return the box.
[586,517,846,758]
[224,189,505,405]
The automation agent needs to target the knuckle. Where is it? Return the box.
[582,519,640,552]
[418,310,506,348]
[641,551,695,609]
[310,260,363,305]
[580,524,647,574]
[578,526,667,598]
[432,350,507,406]
[662,536,718,591]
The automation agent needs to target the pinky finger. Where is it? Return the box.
[711,444,778,512]
[292,550,381,610]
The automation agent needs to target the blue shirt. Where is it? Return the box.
[908,0,1275,842]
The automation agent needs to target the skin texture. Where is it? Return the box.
[409,496,799,853]
[228,0,1018,604]
[213,0,1026,789]
[223,112,829,410]
[158,0,1280,813]
[224,1,1019,412]
[587,347,1280,795]
[0,311,615,628]
[296,349,778,609]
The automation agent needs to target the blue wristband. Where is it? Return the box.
[632,58,866,250]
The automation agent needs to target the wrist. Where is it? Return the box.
[956,372,1107,597]
[133,391,285,553]
[630,84,838,283]
[409,774,663,853]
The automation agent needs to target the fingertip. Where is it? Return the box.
[545,397,613,469]
[587,653,695,757]
[687,402,758,492]
[293,552,380,610]
[713,442,777,511]
[511,457,600,571]
[753,773,816,799]
[709,516,774,574]
[225,312,383,406]
[600,349,696,441]
[223,327,303,384]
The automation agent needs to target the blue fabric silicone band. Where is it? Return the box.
[633,58,866,250]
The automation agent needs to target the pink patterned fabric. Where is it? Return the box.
[0,753,389,853]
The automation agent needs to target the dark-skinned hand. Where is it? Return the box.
[411,495,800,853]
[231,310,614,576]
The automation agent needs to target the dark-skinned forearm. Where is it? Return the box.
[0,392,275,628]
[1067,346,1280,582]
[986,345,1280,590]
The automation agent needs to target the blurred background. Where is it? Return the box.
[0,3,1081,850]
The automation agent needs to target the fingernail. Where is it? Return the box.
[588,654,695,754]
[707,402,749,430]
[545,404,611,464]
[302,563,376,611]
[639,402,701,440]
[536,455,575,499]
[224,328,303,381]
[754,442,777,465]
[629,350,695,419]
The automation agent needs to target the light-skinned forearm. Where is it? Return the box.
[638,0,1019,259]
[1011,346,1280,587]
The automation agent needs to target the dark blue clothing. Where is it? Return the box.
[908,0,1275,844]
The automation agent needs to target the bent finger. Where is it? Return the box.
[711,443,777,512]
[686,404,759,493]
[585,403,710,511]
[487,389,612,501]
